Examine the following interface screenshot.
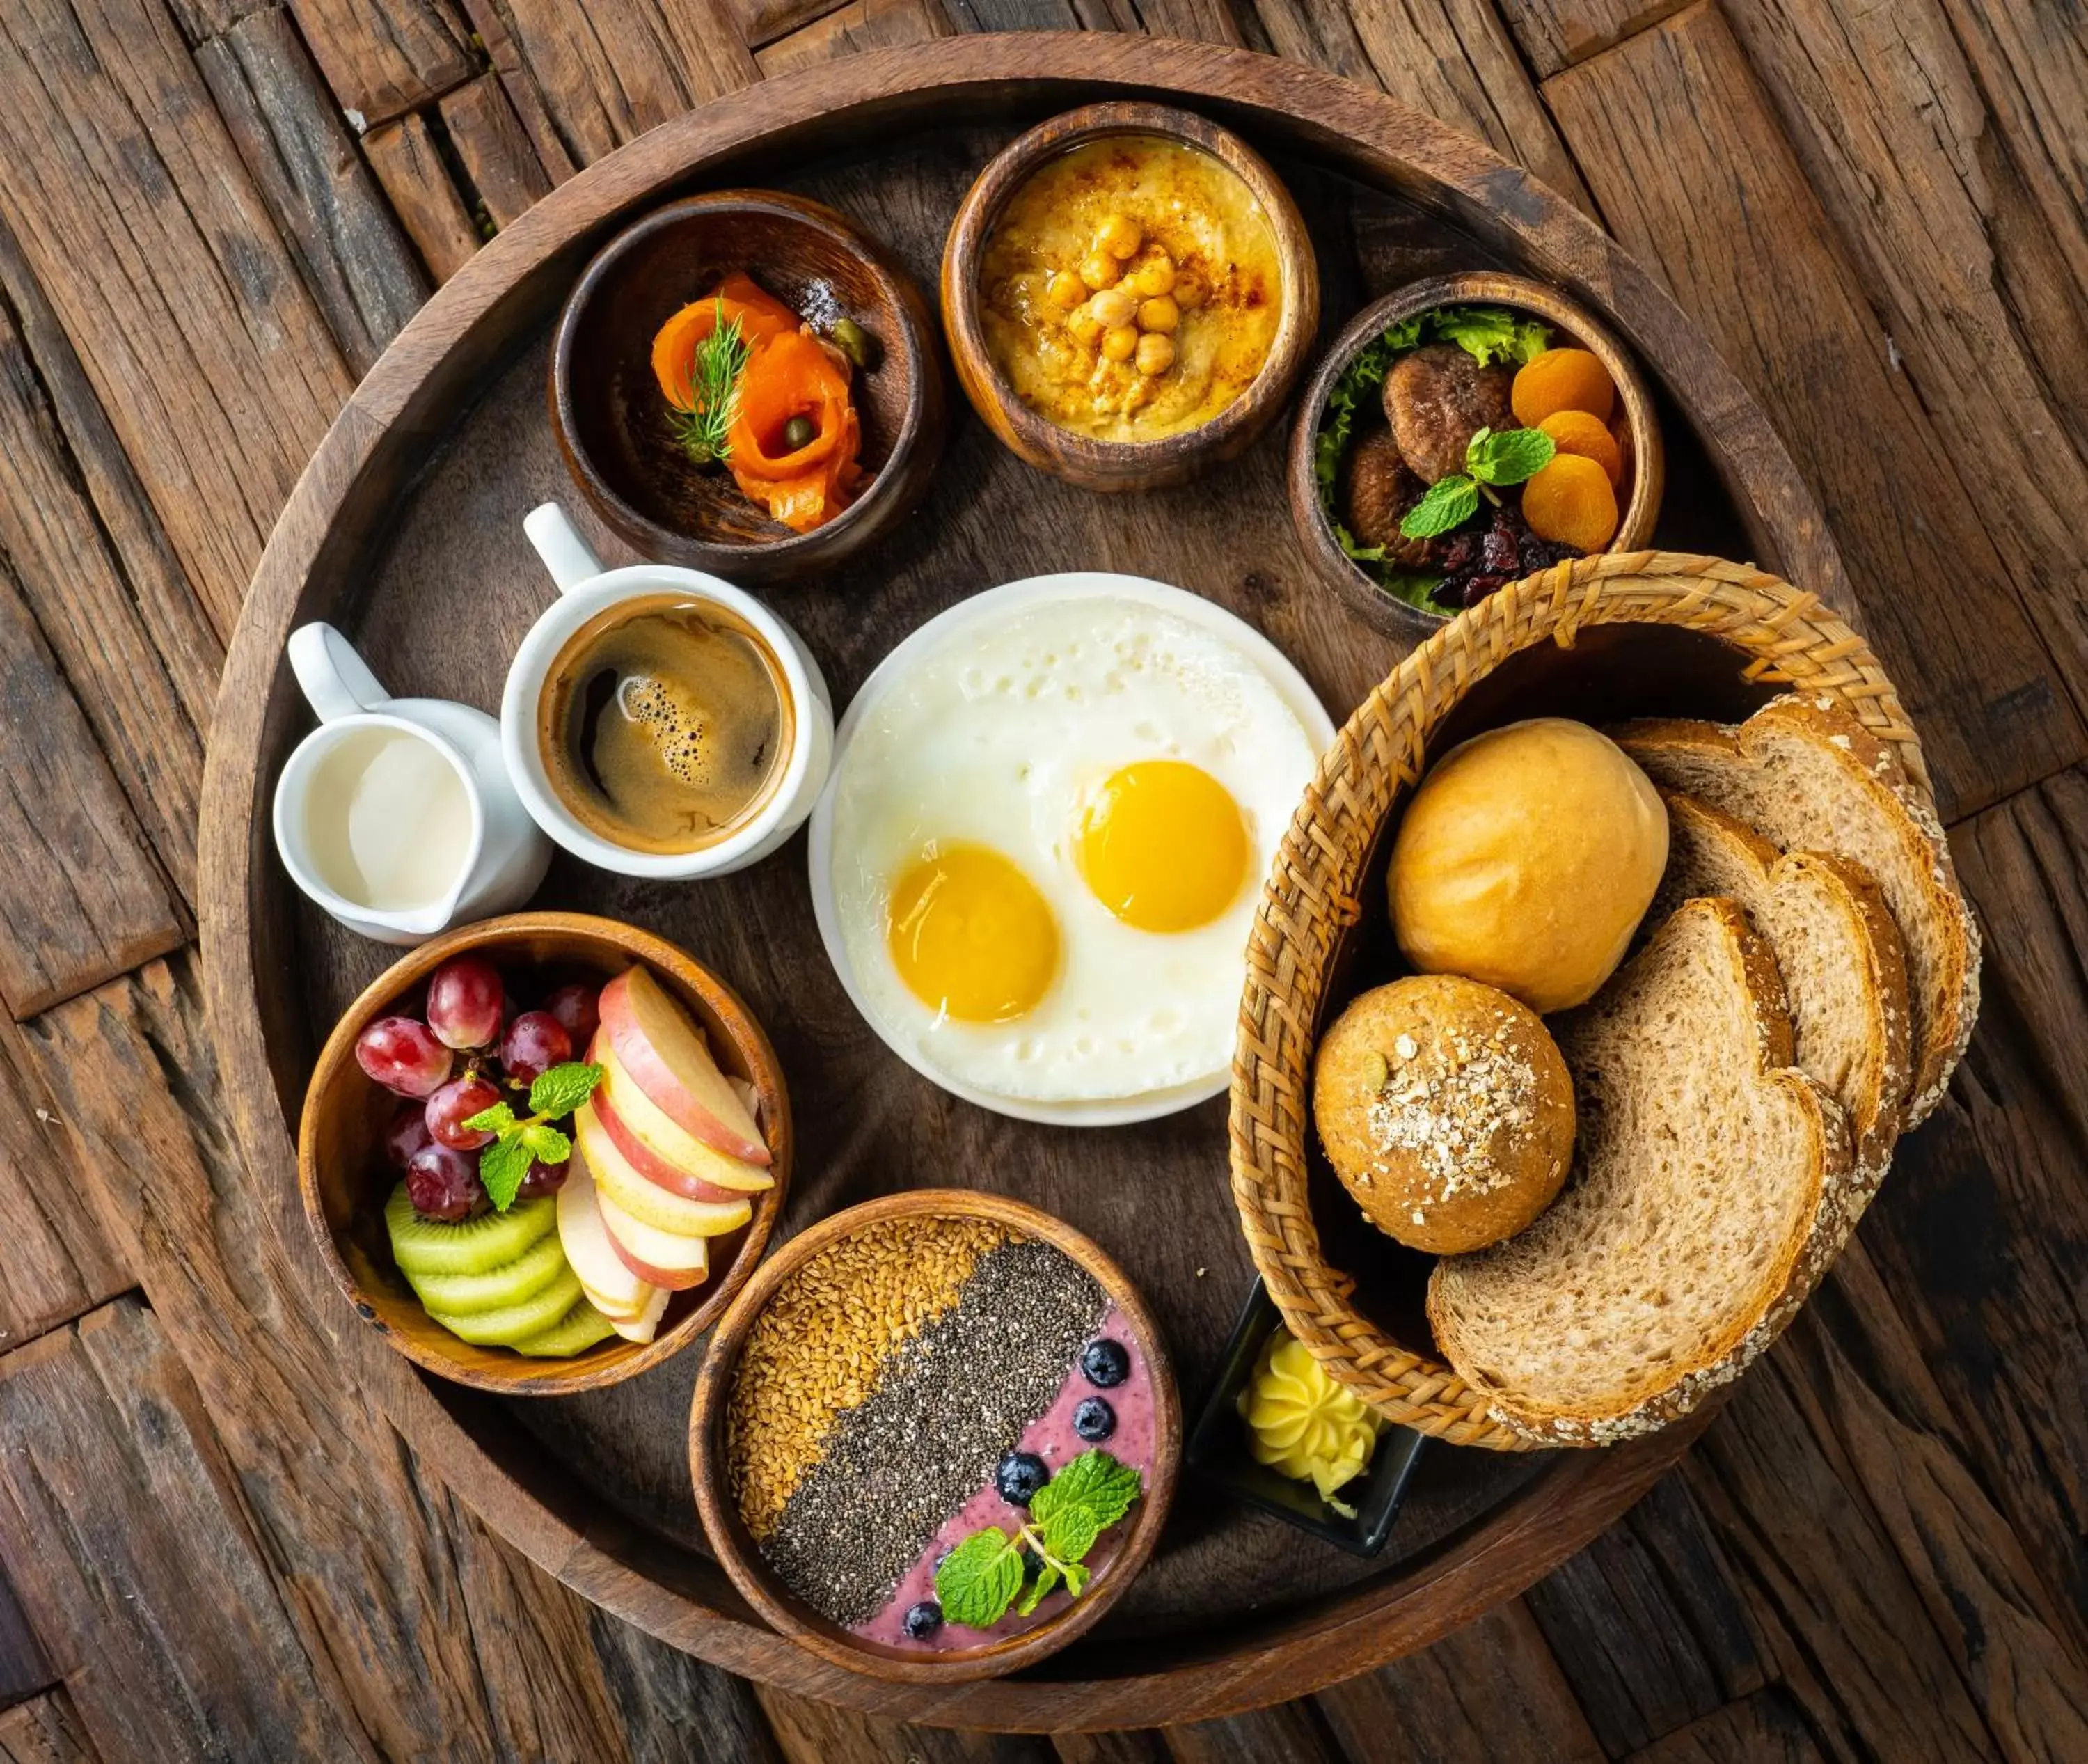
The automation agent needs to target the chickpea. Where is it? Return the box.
[1079,250,1123,291]
[1067,307,1105,345]
[1137,294,1180,334]
[1129,255,1176,299]
[1096,214,1143,260]
[1136,331,1176,376]
[1088,287,1137,329]
[1173,267,1210,309]
[1101,324,1140,363]
[1045,270,1086,308]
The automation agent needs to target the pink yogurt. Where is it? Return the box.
[853,1305,1157,1651]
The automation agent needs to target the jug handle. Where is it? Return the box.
[288,623,390,723]
[525,502,604,594]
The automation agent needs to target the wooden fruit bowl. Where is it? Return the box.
[298,912,791,1396]
[690,1189,1181,1684]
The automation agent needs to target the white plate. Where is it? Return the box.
[806,572,1337,1127]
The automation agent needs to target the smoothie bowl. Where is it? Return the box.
[690,1190,1179,1683]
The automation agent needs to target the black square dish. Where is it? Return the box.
[1186,1278,1425,1556]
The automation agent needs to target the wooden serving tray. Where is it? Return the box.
[199,36,1837,1731]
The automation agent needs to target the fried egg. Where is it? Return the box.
[827,592,1320,1103]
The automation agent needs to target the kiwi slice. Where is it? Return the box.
[385,1183,556,1277]
[513,1298,621,1358]
[404,1228,569,1317]
[425,1267,584,1348]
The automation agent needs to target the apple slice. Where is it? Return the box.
[610,1286,672,1345]
[555,1153,657,1320]
[589,1064,773,1199]
[583,1106,754,1238]
[592,1038,773,1195]
[597,967,770,1165]
[596,1188,710,1290]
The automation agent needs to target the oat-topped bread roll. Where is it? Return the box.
[1313,975,1574,1255]
[1615,695,1978,1125]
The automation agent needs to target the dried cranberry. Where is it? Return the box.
[1462,574,1508,606]
[1483,510,1521,574]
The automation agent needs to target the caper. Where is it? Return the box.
[831,317,882,371]
[782,414,816,451]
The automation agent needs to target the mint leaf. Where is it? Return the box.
[480,1135,533,1212]
[519,1121,571,1165]
[1061,1560,1091,1598]
[460,1100,516,1135]
[528,1061,603,1120]
[1399,474,1479,539]
[1037,1502,1100,1564]
[935,1527,1026,1630]
[1468,425,1555,486]
[1013,1564,1061,1618]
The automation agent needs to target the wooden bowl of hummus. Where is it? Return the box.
[942,103,1318,492]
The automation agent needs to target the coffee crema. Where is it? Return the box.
[538,595,791,855]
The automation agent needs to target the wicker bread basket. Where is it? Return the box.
[1228,551,1933,1450]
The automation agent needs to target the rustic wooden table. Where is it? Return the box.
[0,2,2084,1761]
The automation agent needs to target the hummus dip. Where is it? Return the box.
[981,134,1283,443]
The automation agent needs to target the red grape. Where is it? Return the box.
[356,1016,452,1098]
[501,1011,573,1087]
[425,1074,503,1150]
[516,1158,569,1201]
[427,955,504,1050]
[405,1142,486,1220]
[383,1102,433,1167]
[541,983,601,1053]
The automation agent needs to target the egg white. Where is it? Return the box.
[828,594,1319,1103]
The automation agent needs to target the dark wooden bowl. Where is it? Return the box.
[1288,271,1666,640]
[690,1188,1181,1684]
[297,912,792,1396]
[940,102,1319,492]
[551,189,945,583]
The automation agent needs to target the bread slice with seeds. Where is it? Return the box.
[1654,792,1911,1204]
[1426,898,1851,1445]
[1613,696,1977,1124]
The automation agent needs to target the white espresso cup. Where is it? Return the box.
[501,503,834,879]
[274,624,553,944]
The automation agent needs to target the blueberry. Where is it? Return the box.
[901,1600,942,1640]
[1081,1339,1130,1388]
[1073,1396,1116,1441]
[996,1450,1049,1506]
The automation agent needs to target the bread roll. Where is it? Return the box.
[1391,718,1666,1012]
[1313,975,1574,1254]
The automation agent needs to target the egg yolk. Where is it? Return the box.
[887,842,1059,1023]
[1078,759,1249,933]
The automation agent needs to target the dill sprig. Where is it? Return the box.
[669,299,750,467]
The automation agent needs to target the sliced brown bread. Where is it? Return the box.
[1654,792,1912,1202]
[1615,695,1979,1124]
[1427,898,1851,1446]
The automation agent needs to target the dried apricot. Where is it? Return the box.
[1521,454,1618,551]
[1511,347,1616,427]
[1537,409,1622,485]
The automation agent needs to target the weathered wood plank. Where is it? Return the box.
[757,0,950,77]
[731,0,855,52]
[0,0,356,636]
[1165,1702,1345,1763]
[195,6,429,374]
[1312,1600,1605,1763]
[0,1690,100,1764]
[1492,0,1685,76]
[363,112,486,283]
[1128,0,1242,45]
[938,0,1082,34]
[0,1567,52,1717]
[1542,2,2087,820]
[457,0,759,174]
[1623,1687,1829,1764]
[0,1300,367,1763]
[438,73,555,228]
[756,1685,1050,1761]
[283,0,478,130]
[585,1606,783,1764]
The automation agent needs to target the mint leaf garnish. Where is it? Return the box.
[934,1528,1027,1630]
[460,1100,516,1135]
[528,1061,603,1119]
[928,1451,1144,1632]
[1400,474,1480,539]
[480,1136,532,1212]
[1468,424,1555,486]
[519,1121,571,1163]
[470,1062,600,1211]
[1013,1564,1060,1617]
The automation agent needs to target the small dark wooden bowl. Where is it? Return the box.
[690,1189,1181,1684]
[297,912,792,1396]
[551,189,945,583]
[1288,271,1666,640]
[941,103,1318,492]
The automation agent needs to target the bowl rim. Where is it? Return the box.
[548,187,938,571]
[688,1186,1181,1685]
[295,910,792,1396]
[1286,269,1668,636]
[940,100,1320,478]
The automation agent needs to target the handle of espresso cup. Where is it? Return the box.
[525,501,603,594]
[287,622,390,723]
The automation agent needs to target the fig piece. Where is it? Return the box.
[1384,342,1513,484]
